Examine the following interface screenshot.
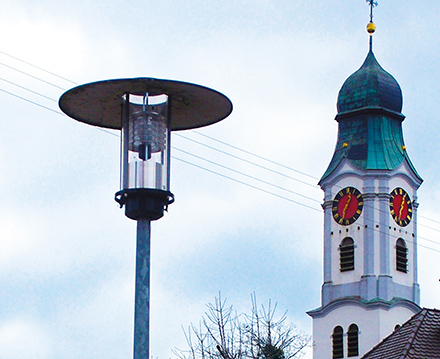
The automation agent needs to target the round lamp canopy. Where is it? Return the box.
[59,77,233,131]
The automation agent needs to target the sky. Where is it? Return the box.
[1,1,440,358]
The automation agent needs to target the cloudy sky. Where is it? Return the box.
[1,1,440,358]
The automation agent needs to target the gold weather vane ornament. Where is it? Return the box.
[365,0,378,49]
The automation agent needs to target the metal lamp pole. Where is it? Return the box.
[59,78,232,358]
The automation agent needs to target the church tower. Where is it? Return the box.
[307,5,422,359]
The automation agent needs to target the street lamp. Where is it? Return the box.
[59,77,232,359]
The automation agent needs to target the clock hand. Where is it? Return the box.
[342,194,352,219]
[398,194,406,219]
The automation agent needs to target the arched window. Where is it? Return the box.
[332,326,344,359]
[396,238,408,273]
[347,324,359,357]
[340,237,355,272]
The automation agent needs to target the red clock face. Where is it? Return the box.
[390,188,412,227]
[332,187,364,225]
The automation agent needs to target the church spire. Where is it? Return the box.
[319,0,422,184]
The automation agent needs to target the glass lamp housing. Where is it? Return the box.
[122,93,170,191]
[116,93,174,220]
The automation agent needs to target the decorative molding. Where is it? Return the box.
[307,296,421,319]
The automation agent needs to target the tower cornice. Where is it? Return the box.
[307,296,421,319]
[335,106,405,122]
[319,158,423,190]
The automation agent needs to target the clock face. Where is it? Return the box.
[332,187,364,225]
[389,187,412,227]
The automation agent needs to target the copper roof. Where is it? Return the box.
[320,50,422,184]
[337,50,403,115]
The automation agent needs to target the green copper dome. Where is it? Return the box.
[337,50,403,115]
[320,50,422,183]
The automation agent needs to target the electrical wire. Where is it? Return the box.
[178,131,440,238]
[0,81,431,223]
[0,50,77,85]
[1,54,440,254]
[179,131,440,237]
[173,147,321,204]
[0,60,67,90]
[174,148,440,253]
[0,74,322,197]
[192,130,319,180]
[0,52,428,216]
[0,83,322,207]
[2,84,440,254]
[174,133,319,190]
[418,214,440,226]
[0,88,63,115]
[173,157,321,213]
[0,76,57,102]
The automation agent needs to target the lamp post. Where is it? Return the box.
[59,78,232,359]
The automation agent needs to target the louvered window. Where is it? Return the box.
[332,326,344,359]
[396,238,408,273]
[347,324,359,357]
[340,237,355,272]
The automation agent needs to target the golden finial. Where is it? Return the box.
[367,22,376,35]
[366,0,378,50]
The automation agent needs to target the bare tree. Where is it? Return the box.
[175,294,310,359]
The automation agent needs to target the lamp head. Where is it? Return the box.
[59,78,232,220]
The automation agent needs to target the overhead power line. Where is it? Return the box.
[1,52,440,254]
[0,60,67,90]
[178,131,440,237]
[192,130,319,181]
[0,88,63,115]
[0,76,57,102]
[173,147,321,204]
[0,50,77,85]
[175,133,319,190]
[2,83,440,254]
[173,157,322,213]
